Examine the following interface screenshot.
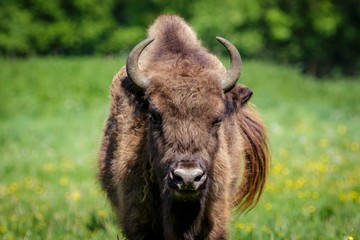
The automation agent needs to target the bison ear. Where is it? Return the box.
[226,84,253,108]
[238,85,253,104]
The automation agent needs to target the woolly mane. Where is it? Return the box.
[236,105,269,212]
[139,15,226,79]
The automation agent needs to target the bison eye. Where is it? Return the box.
[149,110,162,126]
[211,117,222,127]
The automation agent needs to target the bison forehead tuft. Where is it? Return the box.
[147,75,226,119]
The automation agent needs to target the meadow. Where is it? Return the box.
[0,57,359,239]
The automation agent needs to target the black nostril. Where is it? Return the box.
[173,174,184,184]
[194,175,203,182]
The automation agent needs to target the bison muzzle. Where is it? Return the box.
[98,15,270,240]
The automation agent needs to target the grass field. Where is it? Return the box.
[0,57,359,239]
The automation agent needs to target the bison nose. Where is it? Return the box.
[172,168,206,190]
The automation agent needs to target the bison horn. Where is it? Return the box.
[126,38,155,90]
[216,36,242,92]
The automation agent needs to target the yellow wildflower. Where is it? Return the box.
[59,177,69,186]
[44,163,55,172]
[261,225,272,234]
[337,125,347,135]
[61,159,74,169]
[98,210,106,218]
[35,212,44,221]
[295,177,306,188]
[303,205,316,214]
[312,192,320,199]
[264,202,273,211]
[319,138,329,148]
[339,193,347,202]
[350,143,359,152]
[236,223,245,229]
[349,191,359,201]
[272,163,283,175]
[25,177,35,188]
[245,223,255,233]
[7,182,18,194]
[0,225,7,234]
[307,205,316,213]
[70,190,81,202]
[297,191,309,199]
[36,186,45,194]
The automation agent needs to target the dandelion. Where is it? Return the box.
[97,210,106,218]
[236,222,255,232]
[319,138,329,148]
[245,223,255,233]
[0,225,7,234]
[286,179,294,189]
[36,186,45,194]
[272,163,283,175]
[294,177,306,188]
[310,161,329,174]
[264,202,273,211]
[307,205,316,213]
[348,191,359,201]
[236,223,245,229]
[25,177,34,188]
[303,205,316,214]
[287,177,306,189]
[35,212,44,221]
[261,225,272,234]
[61,159,74,169]
[337,125,347,135]
[7,182,19,194]
[297,191,309,199]
[70,190,81,202]
[346,177,356,187]
[312,192,320,199]
[44,163,55,172]
[339,193,347,202]
[347,236,354,240]
[350,142,359,152]
[59,176,69,186]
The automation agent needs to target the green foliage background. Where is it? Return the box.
[0,0,359,77]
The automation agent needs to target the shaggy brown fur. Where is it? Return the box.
[98,15,269,240]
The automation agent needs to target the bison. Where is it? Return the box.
[98,15,270,240]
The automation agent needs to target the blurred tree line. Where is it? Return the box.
[1,0,359,77]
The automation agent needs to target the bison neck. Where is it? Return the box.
[163,200,210,240]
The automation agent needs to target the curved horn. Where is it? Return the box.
[126,38,155,90]
[216,36,242,92]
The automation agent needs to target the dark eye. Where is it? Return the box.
[211,117,222,127]
[149,110,162,126]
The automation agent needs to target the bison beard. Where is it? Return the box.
[98,15,270,240]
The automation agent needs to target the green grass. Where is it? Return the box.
[0,57,359,239]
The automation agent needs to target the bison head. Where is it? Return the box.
[125,37,251,203]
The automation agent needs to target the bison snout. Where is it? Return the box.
[170,167,207,191]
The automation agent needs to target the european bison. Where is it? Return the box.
[98,15,270,239]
